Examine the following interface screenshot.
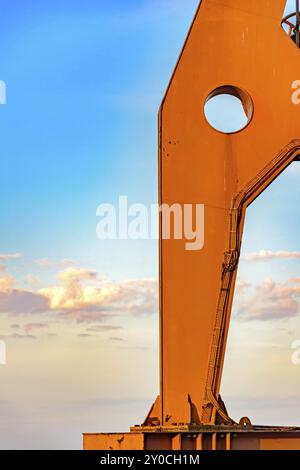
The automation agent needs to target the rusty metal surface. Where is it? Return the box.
[83,427,300,450]
[157,0,300,427]
[84,0,300,450]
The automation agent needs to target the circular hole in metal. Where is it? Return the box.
[204,85,253,134]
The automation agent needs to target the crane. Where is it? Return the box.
[84,0,300,450]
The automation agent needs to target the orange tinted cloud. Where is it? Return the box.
[39,267,157,321]
[234,278,300,321]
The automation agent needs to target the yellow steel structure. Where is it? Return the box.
[84,0,300,450]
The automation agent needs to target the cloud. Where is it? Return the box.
[0,276,49,314]
[0,253,22,261]
[242,250,300,262]
[35,258,75,269]
[39,268,158,322]
[8,322,48,334]
[234,280,252,293]
[24,323,48,333]
[0,333,36,340]
[58,267,97,283]
[86,325,122,332]
[0,276,14,294]
[0,266,158,324]
[234,278,300,321]
[0,290,49,315]
[39,267,99,310]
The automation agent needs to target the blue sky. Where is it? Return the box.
[1,0,300,449]
[0,0,200,283]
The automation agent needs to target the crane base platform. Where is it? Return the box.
[83,425,300,451]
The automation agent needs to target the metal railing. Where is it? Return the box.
[282,1,300,48]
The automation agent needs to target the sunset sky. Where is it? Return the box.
[1,0,300,449]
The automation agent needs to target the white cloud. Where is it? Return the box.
[58,267,97,283]
[0,253,21,261]
[35,258,75,269]
[242,250,300,262]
